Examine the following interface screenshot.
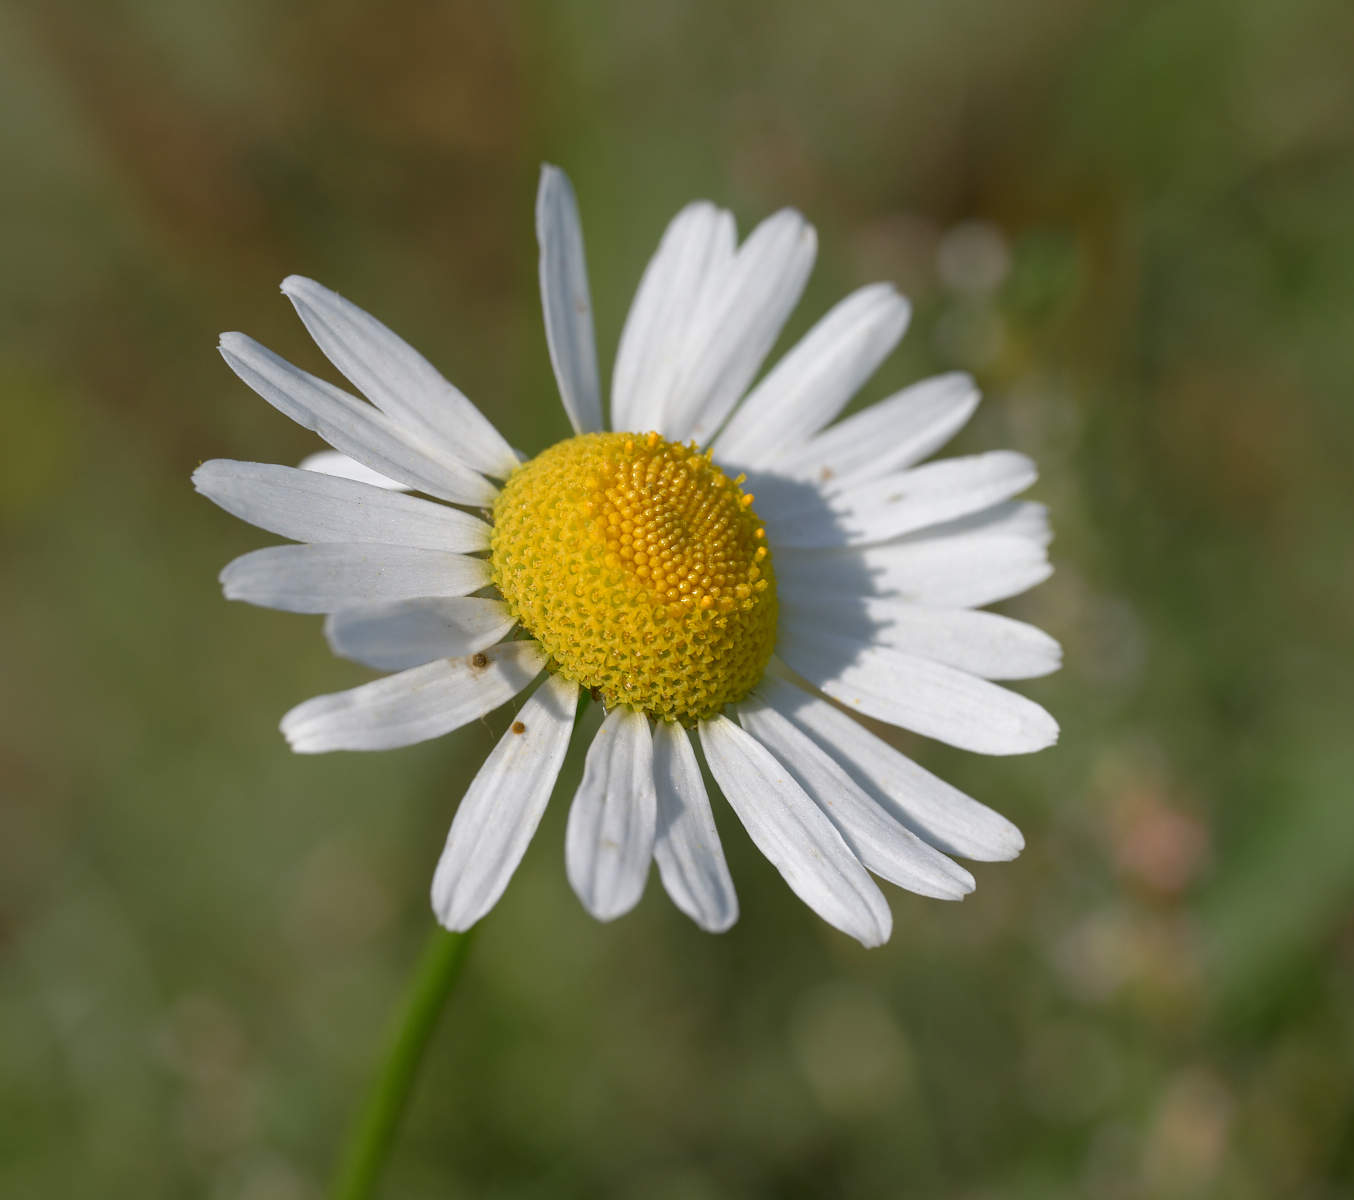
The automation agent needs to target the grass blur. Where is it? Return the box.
[3,0,1353,1196]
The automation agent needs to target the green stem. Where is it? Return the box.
[331,927,475,1200]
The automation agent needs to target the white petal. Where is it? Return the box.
[325,597,515,670]
[779,600,1062,680]
[431,673,579,930]
[765,451,1038,550]
[661,210,817,446]
[767,372,980,483]
[565,707,657,920]
[777,539,1050,612]
[611,202,736,434]
[712,284,911,466]
[299,450,409,491]
[220,544,490,613]
[923,498,1053,546]
[194,460,491,552]
[763,449,1034,555]
[737,696,974,900]
[218,333,497,507]
[651,720,738,932]
[280,640,547,753]
[758,673,1024,861]
[281,276,519,478]
[777,629,1058,755]
[699,715,891,947]
[537,165,602,435]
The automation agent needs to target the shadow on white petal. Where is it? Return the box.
[741,468,1059,756]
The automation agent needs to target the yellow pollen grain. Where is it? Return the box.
[490,431,778,723]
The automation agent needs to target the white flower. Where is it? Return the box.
[196,165,1059,947]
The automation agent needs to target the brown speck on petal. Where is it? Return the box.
[511,721,526,735]
[471,652,489,668]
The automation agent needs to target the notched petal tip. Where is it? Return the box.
[945,864,977,899]
[279,273,313,296]
[855,911,892,949]
[278,706,315,754]
[190,459,222,495]
[1003,710,1059,757]
[432,909,475,934]
[971,818,1026,864]
[1034,638,1066,678]
[430,876,478,932]
[279,275,339,312]
[217,556,247,596]
[1024,699,1061,752]
[703,907,740,935]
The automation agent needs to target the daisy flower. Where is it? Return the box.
[196,166,1059,947]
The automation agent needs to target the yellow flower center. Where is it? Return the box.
[490,431,777,723]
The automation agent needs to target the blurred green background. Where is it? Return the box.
[4,0,1354,1196]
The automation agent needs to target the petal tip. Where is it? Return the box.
[970,821,1026,863]
[537,163,572,206]
[854,920,892,949]
[190,460,219,493]
[279,707,319,754]
[429,884,477,933]
[1040,714,1061,749]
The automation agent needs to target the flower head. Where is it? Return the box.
[196,165,1059,947]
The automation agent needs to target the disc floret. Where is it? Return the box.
[490,431,777,723]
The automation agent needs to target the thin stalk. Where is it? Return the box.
[331,927,475,1200]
